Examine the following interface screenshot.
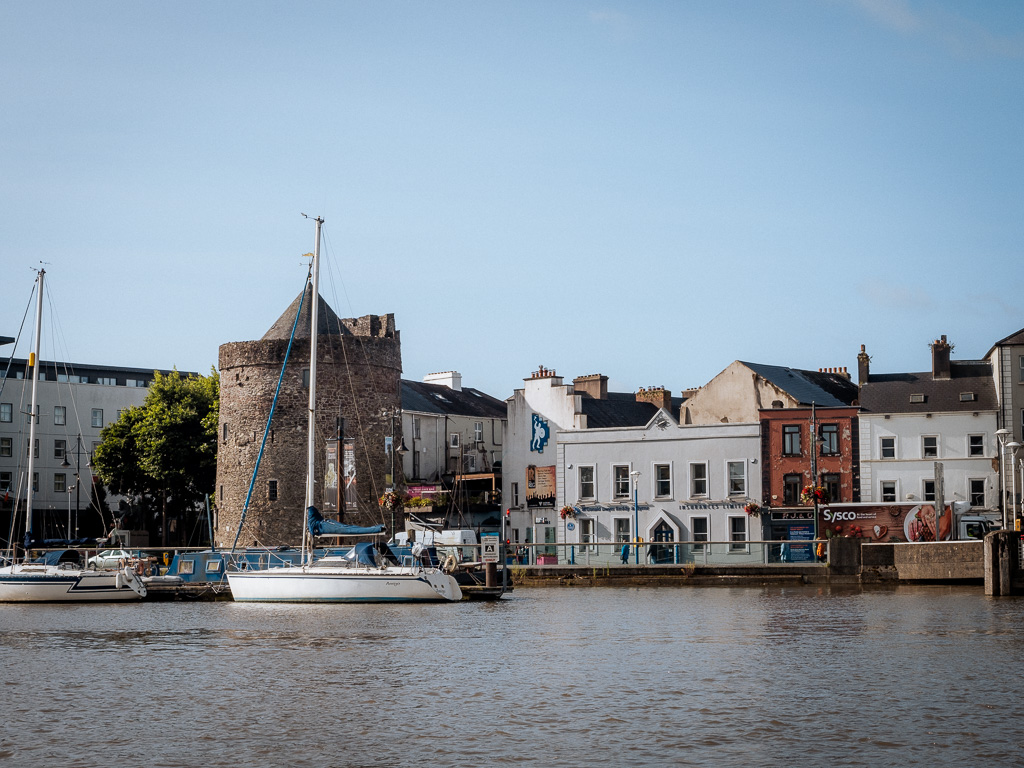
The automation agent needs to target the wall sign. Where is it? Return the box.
[530,414,550,452]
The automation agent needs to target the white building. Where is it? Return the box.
[0,356,189,542]
[503,367,762,562]
[857,337,999,517]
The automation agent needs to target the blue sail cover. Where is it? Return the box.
[306,506,385,537]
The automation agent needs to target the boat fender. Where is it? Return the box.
[135,561,144,576]
[116,571,123,590]
[118,558,126,569]
[442,555,457,573]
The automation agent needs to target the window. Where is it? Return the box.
[0,471,11,492]
[822,473,840,503]
[54,439,66,460]
[449,433,459,448]
[923,479,935,502]
[969,479,985,507]
[691,516,709,551]
[54,406,66,426]
[96,377,116,386]
[578,466,596,500]
[32,472,38,492]
[909,394,926,404]
[654,464,672,498]
[613,518,631,543]
[27,439,38,459]
[54,473,66,492]
[91,409,103,428]
[783,425,801,456]
[690,463,708,497]
[880,437,896,459]
[820,424,839,455]
[126,379,147,387]
[474,422,483,443]
[959,392,976,402]
[613,465,631,498]
[413,417,421,440]
[222,423,229,441]
[783,474,802,506]
[729,516,747,552]
[302,369,310,388]
[0,438,11,457]
[727,461,745,496]
[268,480,278,501]
[511,482,520,507]
[968,434,984,458]
[881,481,897,503]
[922,436,938,459]
[1019,355,1024,383]
[0,403,10,422]
[579,518,596,553]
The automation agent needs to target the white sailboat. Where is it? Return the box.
[225,217,461,603]
[0,268,146,602]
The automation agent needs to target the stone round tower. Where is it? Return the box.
[215,285,402,547]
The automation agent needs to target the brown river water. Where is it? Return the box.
[2,584,1023,767]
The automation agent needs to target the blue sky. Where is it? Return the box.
[2,1,1022,399]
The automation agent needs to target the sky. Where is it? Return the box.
[2,0,1022,399]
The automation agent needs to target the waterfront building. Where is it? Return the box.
[857,336,999,521]
[985,328,1024,515]
[0,355,190,541]
[399,371,507,529]
[215,288,402,546]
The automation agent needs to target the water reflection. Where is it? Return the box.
[2,585,1024,766]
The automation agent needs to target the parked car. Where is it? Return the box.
[87,549,151,569]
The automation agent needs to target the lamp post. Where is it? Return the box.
[1009,442,1022,530]
[997,428,1012,529]
[66,484,75,542]
[60,433,82,539]
[630,470,640,565]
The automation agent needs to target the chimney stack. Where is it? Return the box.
[636,386,672,411]
[573,374,608,400]
[931,335,951,380]
[857,345,870,385]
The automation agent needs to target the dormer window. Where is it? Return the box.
[909,394,926,404]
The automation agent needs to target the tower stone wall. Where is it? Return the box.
[215,299,402,547]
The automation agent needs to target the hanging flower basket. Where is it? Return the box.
[744,502,762,517]
[559,505,576,520]
[800,485,830,505]
[378,489,401,511]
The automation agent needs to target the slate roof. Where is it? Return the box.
[581,392,684,429]
[740,362,859,407]
[263,285,350,340]
[986,327,1024,358]
[858,360,997,414]
[401,380,506,419]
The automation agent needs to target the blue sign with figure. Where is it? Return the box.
[530,414,550,452]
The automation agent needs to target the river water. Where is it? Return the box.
[2,585,1023,767]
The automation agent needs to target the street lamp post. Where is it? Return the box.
[1009,442,1022,530]
[66,485,75,542]
[997,429,1011,529]
[630,470,641,565]
[60,433,82,539]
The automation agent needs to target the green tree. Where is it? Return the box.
[92,368,219,545]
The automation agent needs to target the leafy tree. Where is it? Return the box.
[92,368,219,544]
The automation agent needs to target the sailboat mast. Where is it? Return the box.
[24,268,45,556]
[304,217,323,562]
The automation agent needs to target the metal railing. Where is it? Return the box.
[434,540,828,567]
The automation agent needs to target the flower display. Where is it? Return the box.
[744,502,762,517]
[559,505,576,519]
[800,485,830,505]
[378,489,401,510]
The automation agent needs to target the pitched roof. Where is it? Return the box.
[740,362,859,407]
[401,380,506,419]
[986,327,1024,358]
[859,360,997,414]
[263,285,349,340]
[579,391,683,428]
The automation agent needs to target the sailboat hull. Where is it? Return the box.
[226,566,462,602]
[0,565,147,602]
